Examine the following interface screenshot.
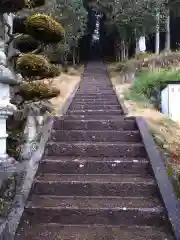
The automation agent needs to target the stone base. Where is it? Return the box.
[0,156,20,181]
[0,154,16,165]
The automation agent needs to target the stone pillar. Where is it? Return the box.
[0,80,17,164]
[0,13,21,165]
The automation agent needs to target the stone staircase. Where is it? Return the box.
[15,62,175,239]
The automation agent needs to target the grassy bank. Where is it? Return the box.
[127,70,180,106]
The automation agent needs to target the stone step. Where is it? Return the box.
[53,119,136,131]
[84,71,106,74]
[76,91,115,94]
[74,94,117,99]
[72,98,119,103]
[77,87,114,90]
[76,89,115,91]
[80,82,111,84]
[39,157,149,174]
[78,87,112,90]
[33,174,157,197]
[24,195,165,226]
[72,99,119,104]
[79,83,112,85]
[76,92,116,95]
[45,142,146,157]
[68,104,122,110]
[67,109,123,115]
[74,93,117,97]
[15,223,174,240]
[51,130,141,142]
[73,97,119,101]
[83,72,107,74]
[72,100,120,105]
[77,86,114,88]
[63,115,127,120]
[83,73,108,75]
[77,86,114,89]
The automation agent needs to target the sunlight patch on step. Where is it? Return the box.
[133,159,139,163]
[114,160,122,163]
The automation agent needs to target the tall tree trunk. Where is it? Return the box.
[135,38,140,54]
[122,40,126,60]
[155,10,160,54]
[72,47,76,66]
[77,50,80,65]
[125,42,129,60]
[116,39,121,61]
[165,7,170,52]
[63,52,68,72]
[135,29,140,54]
[120,46,123,61]
[114,42,118,61]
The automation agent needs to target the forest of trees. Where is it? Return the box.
[10,0,180,63]
[90,0,180,61]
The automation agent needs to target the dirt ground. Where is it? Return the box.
[50,74,81,114]
[43,68,83,114]
[111,76,180,186]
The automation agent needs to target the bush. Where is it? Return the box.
[111,52,180,77]
[19,81,60,100]
[14,35,39,53]
[112,59,143,75]
[26,14,65,43]
[16,53,50,77]
[133,70,180,97]
[46,66,61,77]
[113,61,128,72]
[135,52,153,60]
[142,52,180,70]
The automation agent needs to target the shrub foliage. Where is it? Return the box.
[26,14,65,43]
[19,81,60,100]
[16,53,50,77]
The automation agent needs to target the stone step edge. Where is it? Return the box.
[16,222,171,230]
[41,157,148,163]
[47,141,144,146]
[16,223,172,237]
[26,195,163,211]
[57,119,135,122]
[51,129,140,133]
[34,174,155,184]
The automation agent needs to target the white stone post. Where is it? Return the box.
[135,36,146,54]
[138,36,146,53]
